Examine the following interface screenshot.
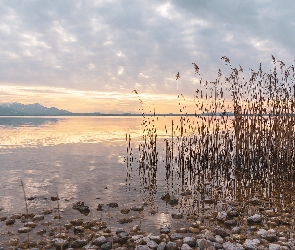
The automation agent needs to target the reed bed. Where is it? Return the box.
[127,56,295,216]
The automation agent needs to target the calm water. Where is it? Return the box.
[1,115,295,235]
[0,116,187,233]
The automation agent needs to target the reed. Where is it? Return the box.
[20,180,30,249]
[128,56,295,216]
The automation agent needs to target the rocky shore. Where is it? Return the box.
[0,198,295,250]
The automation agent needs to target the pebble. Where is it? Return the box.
[247,214,263,224]
[166,241,178,250]
[217,211,227,222]
[147,240,158,249]
[160,227,170,234]
[183,236,196,247]
[243,238,260,249]
[170,233,183,241]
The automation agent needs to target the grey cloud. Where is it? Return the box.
[0,0,294,98]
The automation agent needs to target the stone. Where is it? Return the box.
[224,220,237,226]
[243,239,260,249]
[71,239,88,248]
[33,214,44,221]
[227,207,239,217]
[96,204,104,211]
[36,229,47,235]
[150,235,161,244]
[168,195,179,206]
[215,235,224,244]
[157,242,166,250]
[217,211,227,222]
[223,241,244,250]
[120,208,130,214]
[6,218,15,226]
[132,235,143,241]
[181,243,192,250]
[101,242,112,250]
[107,202,118,208]
[247,214,263,224]
[166,241,178,250]
[147,240,158,249]
[24,222,37,228]
[197,239,213,250]
[231,226,241,234]
[117,217,133,224]
[92,236,107,246]
[170,233,183,241]
[269,244,281,250]
[53,238,70,249]
[176,228,187,233]
[70,218,84,226]
[18,227,31,233]
[171,213,183,219]
[130,205,144,211]
[188,227,200,233]
[134,246,149,250]
[160,227,170,234]
[183,237,196,247]
[74,226,84,234]
[131,225,141,232]
[214,226,229,237]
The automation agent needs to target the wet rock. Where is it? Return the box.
[204,230,215,242]
[188,227,200,233]
[217,211,227,222]
[166,241,178,250]
[36,229,47,235]
[223,241,244,250]
[108,202,118,208]
[147,240,158,249]
[176,228,187,233]
[8,238,19,246]
[53,238,70,250]
[120,208,130,214]
[11,213,22,219]
[168,195,179,206]
[269,243,281,250]
[181,243,192,250]
[130,205,144,211]
[18,227,32,233]
[117,217,133,224]
[118,232,129,244]
[215,235,224,244]
[171,213,183,219]
[160,227,170,234]
[247,214,263,224]
[150,235,161,244]
[157,242,166,250]
[243,239,260,249]
[260,229,277,242]
[183,237,196,247]
[131,235,143,242]
[135,246,149,250]
[51,196,60,201]
[131,225,141,232]
[214,226,229,237]
[101,242,112,250]
[170,233,183,241]
[71,239,88,248]
[73,202,90,215]
[204,198,215,204]
[196,239,214,250]
[227,207,239,217]
[0,216,7,221]
[33,214,44,221]
[42,209,53,215]
[224,219,237,227]
[6,218,15,226]
[70,218,84,226]
[24,222,37,228]
[249,198,262,205]
[74,226,84,234]
[92,236,107,246]
[231,226,241,234]
[82,245,98,250]
[96,204,104,211]
[116,228,125,234]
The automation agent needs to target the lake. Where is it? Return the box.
[1,115,295,238]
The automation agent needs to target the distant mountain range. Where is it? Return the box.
[0,102,72,116]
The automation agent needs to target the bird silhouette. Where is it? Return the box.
[175,72,180,80]
[132,90,138,94]
[192,63,199,74]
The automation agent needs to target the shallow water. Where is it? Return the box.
[0,115,295,236]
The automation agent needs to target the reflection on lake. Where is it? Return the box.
[1,115,295,237]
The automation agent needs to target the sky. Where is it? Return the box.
[0,0,294,113]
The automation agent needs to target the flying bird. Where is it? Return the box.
[175,72,180,80]
[132,90,138,94]
[192,63,199,74]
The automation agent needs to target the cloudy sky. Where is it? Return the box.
[0,0,294,113]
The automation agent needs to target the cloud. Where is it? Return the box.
[0,0,294,112]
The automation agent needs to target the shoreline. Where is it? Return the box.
[1,199,295,250]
